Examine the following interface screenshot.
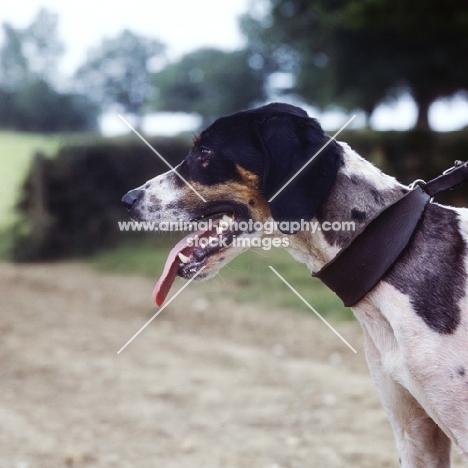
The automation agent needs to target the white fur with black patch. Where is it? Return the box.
[125,131,468,466]
[134,168,191,222]
[299,142,468,466]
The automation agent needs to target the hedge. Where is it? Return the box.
[12,135,192,261]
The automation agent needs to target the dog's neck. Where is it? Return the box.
[285,142,407,273]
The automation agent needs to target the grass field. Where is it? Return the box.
[0,131,64,227]
[92,236,352,319]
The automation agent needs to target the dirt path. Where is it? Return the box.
[0,262,465,468]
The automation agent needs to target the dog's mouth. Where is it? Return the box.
[153,204,253,306]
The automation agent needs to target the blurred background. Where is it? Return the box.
[2,0,468,136]
[1,1,468,467]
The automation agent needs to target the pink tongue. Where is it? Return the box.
[152,231,204,306]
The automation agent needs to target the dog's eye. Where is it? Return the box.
[200,147,213,156]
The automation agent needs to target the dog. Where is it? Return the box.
[122,103,468,467]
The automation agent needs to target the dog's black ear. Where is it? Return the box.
[257,112,341,233]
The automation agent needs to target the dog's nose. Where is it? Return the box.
[122,189,144,211]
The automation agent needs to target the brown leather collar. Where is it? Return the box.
[313,161,468,307]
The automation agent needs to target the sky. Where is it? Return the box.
[1,1,467,133]
[0,0,250,75]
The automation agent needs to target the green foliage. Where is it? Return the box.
[20,8,64,83]
[11,134,192,261]
[0,23,28,88]
[0,10,97,132]
[0,9,63,89]
[74,29,165,126]
[151,48,266,126]
[241,0,468,129]
[0,80,99,132]
[0,131,62,228]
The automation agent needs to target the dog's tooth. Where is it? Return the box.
[222,214,232,223]
[178,252,190,264]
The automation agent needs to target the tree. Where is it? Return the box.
[0,79,98,132]
[22,8,64,84]
[241,0,468,129]
[0,23,29,89]
[150,48,266,126]
[74,30,165,129]
[0,9,97,132]
[0,9,64,90]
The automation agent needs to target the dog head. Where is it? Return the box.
[122,103,341,305]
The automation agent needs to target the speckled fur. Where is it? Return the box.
[123,105,468,467]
